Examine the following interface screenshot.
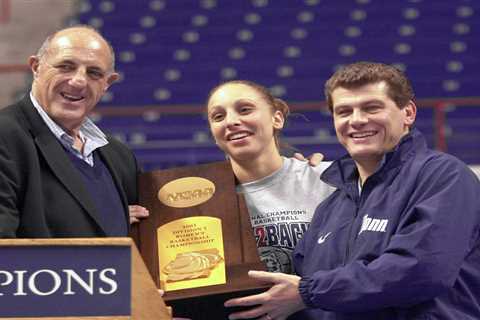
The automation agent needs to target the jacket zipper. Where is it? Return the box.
[343,183,361,265]
[343,176,374,265]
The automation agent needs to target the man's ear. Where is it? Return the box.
[272,110,285,130]
[403,100,417,127]
[105,72,119,89]
[28,56,40,77]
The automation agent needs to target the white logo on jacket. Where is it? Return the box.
[317,232,332,244]
[359,214,388,235]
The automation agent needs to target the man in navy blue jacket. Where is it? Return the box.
[225,62,480,320]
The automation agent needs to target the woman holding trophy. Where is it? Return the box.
[206,80,335,275]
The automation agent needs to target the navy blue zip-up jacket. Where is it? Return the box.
[292,129,480,319]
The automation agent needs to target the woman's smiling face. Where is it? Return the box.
[207,82,284,162]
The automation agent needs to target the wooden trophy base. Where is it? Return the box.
[167,262,268,319]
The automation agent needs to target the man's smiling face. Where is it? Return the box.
[30,28,118,135]
[332,81,416,166]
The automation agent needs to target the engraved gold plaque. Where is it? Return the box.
[157,177,215,208]
[157,216,226,292]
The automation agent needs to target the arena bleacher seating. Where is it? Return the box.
[74,0,479,169]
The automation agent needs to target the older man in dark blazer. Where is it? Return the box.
[0,25,148,238]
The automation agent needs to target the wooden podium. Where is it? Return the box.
[0,238,171,320]
[135,161,268,319]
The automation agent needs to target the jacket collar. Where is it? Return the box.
[322,128,426,192]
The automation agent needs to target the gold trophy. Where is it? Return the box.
[134,161,267,318]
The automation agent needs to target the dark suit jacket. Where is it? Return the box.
[0,95,139,238]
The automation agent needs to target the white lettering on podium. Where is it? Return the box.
[99,268,117,294]
[0,270,14,296]
[0,268,119,296]
[64,269,97,295]
[29,269,61,296]
[14,270,27,296]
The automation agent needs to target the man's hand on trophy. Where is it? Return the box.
[128,205,149,224]
[224,270,306,320]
